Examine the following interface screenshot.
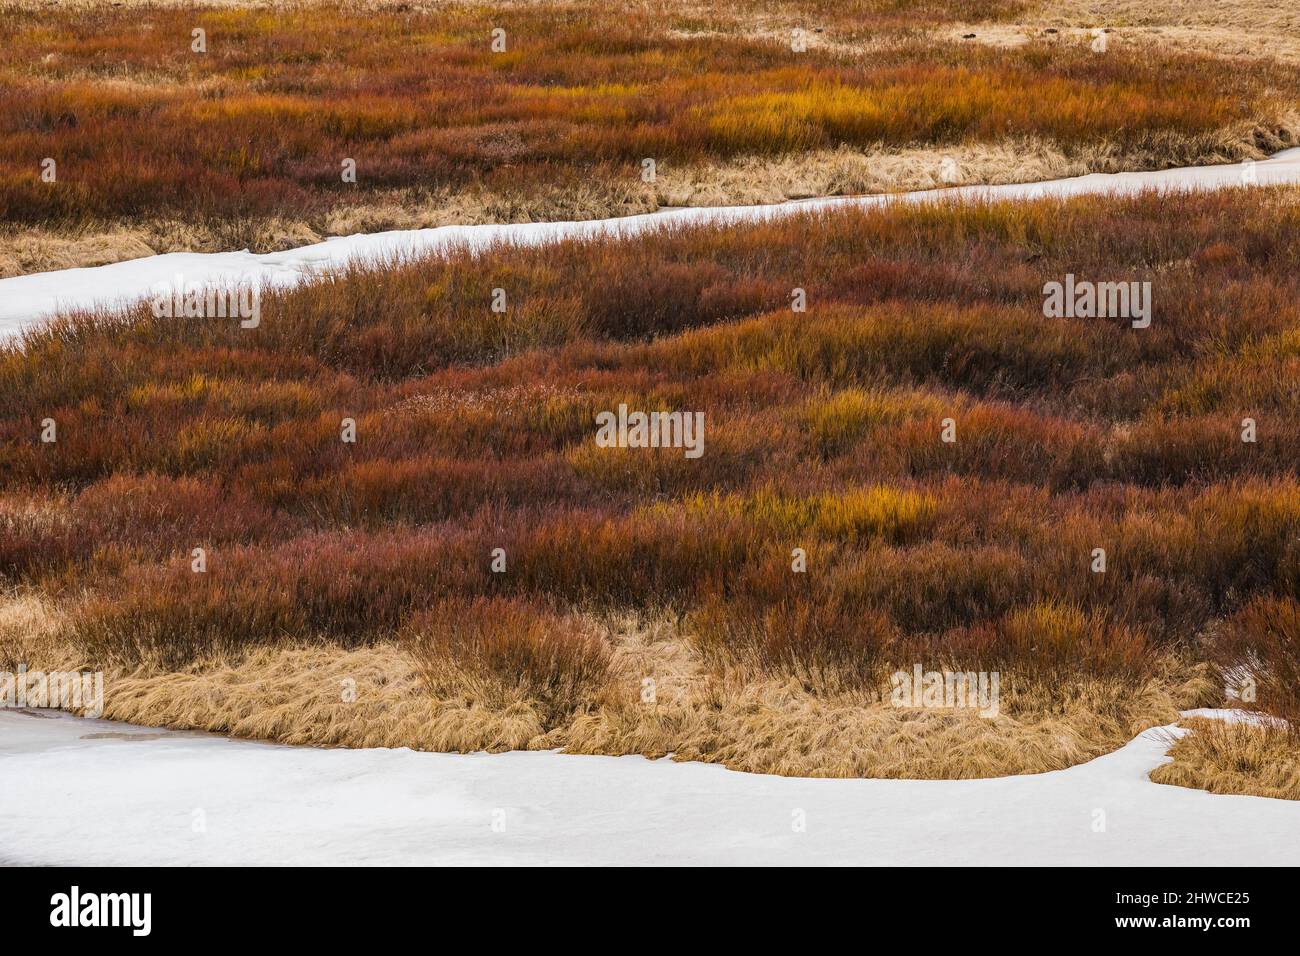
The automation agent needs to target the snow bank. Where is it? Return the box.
[3,149,1300,340]
[1181,707,1290,730]
[1,709,1296,865]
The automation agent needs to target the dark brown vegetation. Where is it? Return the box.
[2,185,1298,747]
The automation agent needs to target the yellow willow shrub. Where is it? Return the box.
[164,417,264,474]
[659,485,937,544]
[123,374,326,425]
[225,379,329,424]
[812,486,938,542]
[696,96,823,153]
[1000,600,1152,679]
[125,374,226,412]
[802,387,949,458]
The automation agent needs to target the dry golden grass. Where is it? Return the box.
[3,594,1218,779]
[0,591,63,665]
[659,116,1300,205]
[0,218,325,279]
[1152,718,1300,801]
[946,0,1300,64]
[0,228,159,279]
[2,0,1294,61]
[561,613,1214,778]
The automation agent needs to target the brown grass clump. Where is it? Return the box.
[1151,719,1300,801]
[89,643,550,753]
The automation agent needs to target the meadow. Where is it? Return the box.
[2,0,1298,275]
[2,184,1297,787]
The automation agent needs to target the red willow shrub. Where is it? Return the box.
[2,188,1298,687]
[404,596,612,726]
[1213,597,1300,734]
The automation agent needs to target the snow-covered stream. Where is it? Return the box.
[3,148,1300,339]
[1,708,1296,865]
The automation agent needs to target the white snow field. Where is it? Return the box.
[1,709,1296,865]
[3,148,1300,339]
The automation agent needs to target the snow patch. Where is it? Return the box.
[2,709,1297,865]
